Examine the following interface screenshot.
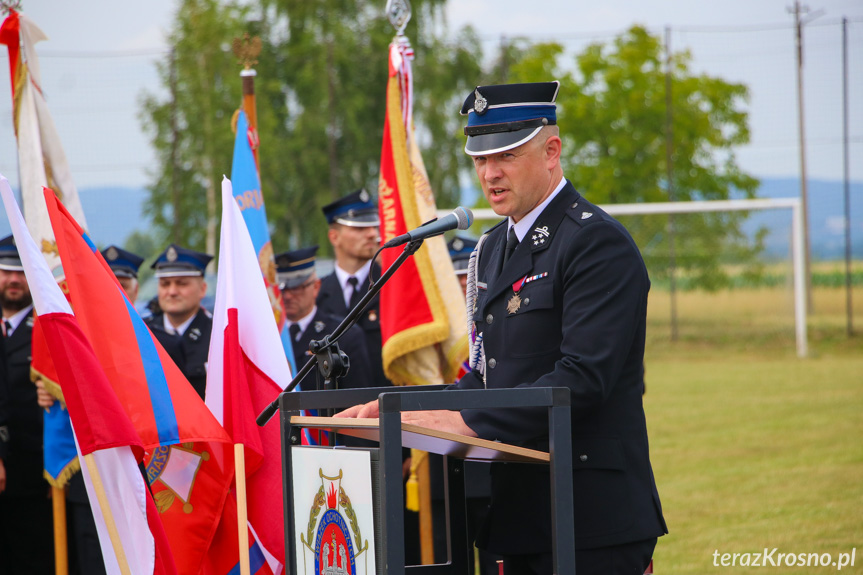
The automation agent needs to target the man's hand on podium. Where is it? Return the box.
[334,403,478,438]
[401,410,478,438]
[334,400,380,419]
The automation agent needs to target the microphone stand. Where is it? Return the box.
[256,238,425,426]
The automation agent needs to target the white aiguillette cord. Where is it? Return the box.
[466,233,489,385]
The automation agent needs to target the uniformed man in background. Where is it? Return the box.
[316,189,388,387]
[0,235,53,574]
[277,245,374,395]
[447,235,477,297]
[101,245,144,303]
[144,244,213,399]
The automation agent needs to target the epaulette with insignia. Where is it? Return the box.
[565,199,601,226]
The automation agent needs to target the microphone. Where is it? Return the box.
[383,206,474,248]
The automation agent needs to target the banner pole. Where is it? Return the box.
[234,443,251,575]
[83,453,131,575]
[51,485,69,575]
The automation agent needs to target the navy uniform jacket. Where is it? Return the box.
[452,181,667,554]
[0,309,47,498]
[290,307,376,393]
[145,308,212,399]
[316,267,389,387]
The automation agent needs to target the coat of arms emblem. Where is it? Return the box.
[301,468,369,575]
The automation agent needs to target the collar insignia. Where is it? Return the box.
[531,225,550,246]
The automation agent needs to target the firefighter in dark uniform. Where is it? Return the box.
[0,235,54,574]
[144,244,213,399]
[339,82,667,574]
[316,189,389,387]
[276,245,374,396]
[102,245,144,304]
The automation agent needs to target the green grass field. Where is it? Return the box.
[643,286,863,573]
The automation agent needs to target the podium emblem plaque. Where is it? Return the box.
[292,447,377,575]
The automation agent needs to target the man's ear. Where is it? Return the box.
[544,135,562,166]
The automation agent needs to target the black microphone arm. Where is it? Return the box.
[382,206,473,248]
[256,238,426,426]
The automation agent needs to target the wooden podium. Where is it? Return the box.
[279,386,576,575]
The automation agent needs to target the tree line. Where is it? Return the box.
[137,0,760,290]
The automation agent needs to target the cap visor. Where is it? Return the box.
[154,269,204,278]
[334,214,380,227]
[464,126,543,156]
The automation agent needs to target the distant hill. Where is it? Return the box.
[738,178,863,260]
[0,186,149,248]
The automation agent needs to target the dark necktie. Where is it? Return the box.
[503,226,519,266]
[289,323,302,341]
[3,320,11,338]
[347,276,361,309]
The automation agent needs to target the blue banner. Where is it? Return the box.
[43,401,78,487]
[230,110,297,375]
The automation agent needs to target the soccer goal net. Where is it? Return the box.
[457,198,806,357]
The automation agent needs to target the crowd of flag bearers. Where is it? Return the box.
[0,182,478,573]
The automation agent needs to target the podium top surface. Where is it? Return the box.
[290,416,549,464]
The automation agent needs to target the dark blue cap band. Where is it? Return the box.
[466,105,556,131]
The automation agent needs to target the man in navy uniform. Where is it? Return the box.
[0,235,54,574]
[101,245,145,303]
[340,82,666,574]
[447,235,477,297]
[316,189,388,387]
[144,244,213,399]
[277,245,374,395]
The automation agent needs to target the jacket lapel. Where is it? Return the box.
[482,183,579,308]
[4,309,33,354]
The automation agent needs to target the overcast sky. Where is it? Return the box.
[15,0,863,51]
[1,0,861,190]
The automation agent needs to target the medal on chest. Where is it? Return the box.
[506,272,549,315]
[507,276,527,314]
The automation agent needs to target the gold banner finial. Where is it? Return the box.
[232,33,262,70]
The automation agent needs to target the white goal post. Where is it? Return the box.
[441,198,807,358]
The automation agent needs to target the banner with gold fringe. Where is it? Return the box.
[377,37,467,388]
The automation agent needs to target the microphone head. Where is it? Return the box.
[454,206,474,230]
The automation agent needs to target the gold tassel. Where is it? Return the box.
[405,448,424,512]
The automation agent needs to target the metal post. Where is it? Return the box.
[664,26,679,342]
[790,1,814,312]
[792,201,809,357]
[841,17,854,336]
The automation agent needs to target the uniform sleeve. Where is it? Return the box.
[461,220,649,444]
[340,324,377,389]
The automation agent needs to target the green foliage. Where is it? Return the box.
[141,0,482,256]
[140,0,250,253]
[506,27,761,291]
